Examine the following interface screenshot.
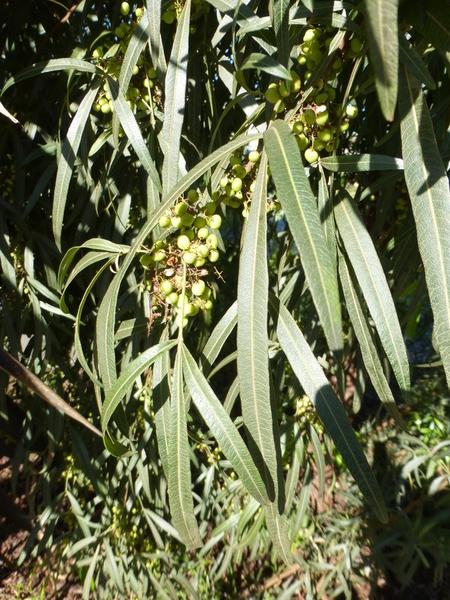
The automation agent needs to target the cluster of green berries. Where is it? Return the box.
[196,442,222,465]
[141,190,222,326]
[91,5,161,116]
[265,26,363,164]
[295,395,320,429]
[214,150,279,217]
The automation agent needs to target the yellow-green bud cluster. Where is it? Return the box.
[295,395,319,428]
[140,190,222,325]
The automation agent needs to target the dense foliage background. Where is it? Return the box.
[1,0,450,597]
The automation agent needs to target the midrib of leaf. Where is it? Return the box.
[269,125,341,352]
[336,197,409,391]
[405,74,450,336]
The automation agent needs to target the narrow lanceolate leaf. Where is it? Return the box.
[107,77,161,192]
[160,0,191,195]
[269,295,388,523]
[399,68,450,387]
[364,0,399,121]
[398,35,436,90]
[240,53,291,80]
[95,133,259,392]
[145,0,167,76]
[53,85,99,250]
[237,155,276,500]
[1,58,98,95]
[153,328,172,479]
[237,155,291,562]
[101,340,176,431]
[264,121,343,354]
[168,349,201,548]
[272,0,290,68]
[339,255,403,424]
[202,301,237,371]
[334,193,410,392]
[321,154,403,172]
[182,345,268,505]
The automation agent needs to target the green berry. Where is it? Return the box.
[153,249,166,262]
[174,202,188,216]
[292,121,304,134]
[297,133,309,151]
[208,249,220,263]
[340,120,350,133]
[317,128,332,143]
[303,28,318,43]
[171,216,182,229]
[197,227,209,240]
[265,83,280,104]
[206,234,218,249]
[181,213,195,227]
[204,202,217,216]
[208,214,222,229]
[184,189,197,203]
[194,257,206,267]
[121,2,130,16]
[135,7,144,18]
[194,216,207,228]
[301,108,315,125]
[315,106,329,126]
[101,103,111,114]
[166,292,178,306]
[274,99,286,113]
[197,244,210,258]
[231,178,243,192]
[278,81,290,98]
[160,280,173,295]
[192,280,206,296]
[304,147,319,164]
[204,299,213,311]
[345,100,358,119]
[140,254,153,267]
[177,235,191,250]
[248,150,260,163]
[159,215,171,228]
[220,176,229,189]
[350,37,363,55]
[182,251,196,264]
[232,164,247,178]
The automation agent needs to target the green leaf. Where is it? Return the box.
[145,0,167,76]
[240,52,291,80]
[237,155,276,499]
[269,295,388,523]
[399,67,450,387]
[363,0,399,121]
[160,0,191,195]
[339,254,404,424]
[53,85,99,250]
[168,348,202,548]
[264,120,343,354]
[321,154,403,172]
[399,35,436,90]
[334,192,410,392]
[95,133,259,391]
[1,58,98,95]
[182,345,269,505]
[272,0,290,68]
[202,301,237,371]
[153,328,172,479]
[101,340,176,431]
[107,76,161,192]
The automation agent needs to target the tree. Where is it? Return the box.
[1,0,450,592]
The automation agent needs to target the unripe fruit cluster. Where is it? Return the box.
[91,6,161,117]
[162,0,207,25]
[264,26,363,164]
[295,395,321,429]
[140,189,222,325]
[213,150,279,218]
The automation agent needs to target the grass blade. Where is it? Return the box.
[334,192,410,392]
[264,120,343,354]
[399,67,450,387]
